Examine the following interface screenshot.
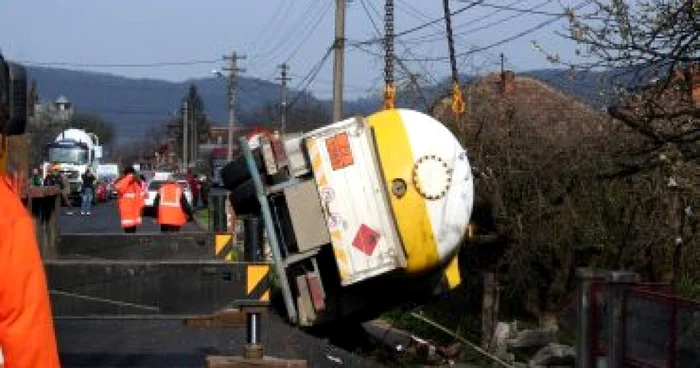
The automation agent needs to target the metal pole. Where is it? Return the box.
[332,0,346,123]
[182,102,189,170]
[239,137,297,325]
[243,216,264,358]
[606,271,639,368]
[191,108,197,166]
[576,268,602,368]
[243,216,263,262]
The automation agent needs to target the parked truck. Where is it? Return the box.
[222,109,474,326]
[43,128,103,199]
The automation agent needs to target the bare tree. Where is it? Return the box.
[560,0,699,290]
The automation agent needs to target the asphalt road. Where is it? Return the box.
[54,199,387,367]
[58,199,203,234]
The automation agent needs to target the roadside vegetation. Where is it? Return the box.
[382,0,698,363]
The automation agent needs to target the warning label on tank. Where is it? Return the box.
[352,224,381,256]
[325,132,354,171]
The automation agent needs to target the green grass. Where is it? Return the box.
[194,209,210,228]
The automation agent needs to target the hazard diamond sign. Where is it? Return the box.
[352,224,381,256]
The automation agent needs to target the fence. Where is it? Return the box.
[576,269,700,368]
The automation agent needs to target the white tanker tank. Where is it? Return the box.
[43,128,103,198]
[223,109,474,326]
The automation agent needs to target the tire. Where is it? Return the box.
[5,62,27,136]
[228,179,259,215]
[220,149,264,190]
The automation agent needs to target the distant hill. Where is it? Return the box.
[26,66,620,142]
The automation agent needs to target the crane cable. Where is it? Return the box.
[383,0,396,110]
[443,0,466,117]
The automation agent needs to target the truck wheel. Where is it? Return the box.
[5,62,27,136]
[228,179,259,215]
[221,149,263,190]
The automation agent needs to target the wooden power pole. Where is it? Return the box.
[332,0,346,123]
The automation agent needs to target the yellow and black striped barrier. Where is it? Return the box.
[246,264,271,303]
[215,234,235,261]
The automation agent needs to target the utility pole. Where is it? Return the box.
[223,51,245,161]
[190,107,196,168]
[332,0,346,123]
[277,63,291,135]
[182,101,189,170]
[500,53,505,74]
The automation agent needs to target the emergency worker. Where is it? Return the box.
[114,166,144,233]
[153,177,194,232]
[0,144,61,365]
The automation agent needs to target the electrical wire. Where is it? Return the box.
[287,44,334,109]
[351,0,485,46]
[20,59,219,68]
[457,1,581,17]
[282,0,333,62]
[246,0,295,56]
[400,0,548,45]
[359,0,431,110]
[252,0,322,65]
[395,0,592,62]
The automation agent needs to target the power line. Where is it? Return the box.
[20,59,219,68]
[395,1,592,62]
[459,1,584,17]
[252,0,322,65]
[288,44,334,109]
[359,0,431,110]
[246,0,294,56]
[282,0,333,62]
[400,0,543,45]
[351,0,485,46]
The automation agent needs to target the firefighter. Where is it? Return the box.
[153,176,194,232]
[0,166,61,368]
[114,166,144,233]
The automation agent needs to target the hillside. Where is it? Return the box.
[26,66,617,142]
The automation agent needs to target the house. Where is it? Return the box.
[31,95,75,127]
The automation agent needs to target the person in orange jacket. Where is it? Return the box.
[114,166,144,233]
[153,177,194,232]
[0,177,61,368]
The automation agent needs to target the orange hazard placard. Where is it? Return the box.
[325,132,354,170]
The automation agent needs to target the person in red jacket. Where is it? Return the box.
[114,166,144,233]
[0,177,61,368]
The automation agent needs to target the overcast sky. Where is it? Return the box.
[0,0,585,99]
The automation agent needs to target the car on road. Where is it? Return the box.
[144,178,193,212]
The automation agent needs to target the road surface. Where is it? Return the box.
[58,200,203,233]
[54,199,386,367]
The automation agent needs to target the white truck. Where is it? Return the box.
[43,128,103,199]
[223,109,475,326]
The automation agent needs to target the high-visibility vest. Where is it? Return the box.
[0,177,61,368]
[115,174,143,228]
[158,182,187,226]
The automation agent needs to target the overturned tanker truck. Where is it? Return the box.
[221,109,475,326]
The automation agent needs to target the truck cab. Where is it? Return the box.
[43,129,102,198]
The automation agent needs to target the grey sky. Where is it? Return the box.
[0,0,584,99]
